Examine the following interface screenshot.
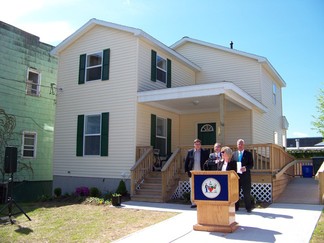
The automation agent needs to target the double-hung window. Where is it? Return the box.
[150,50,172,87]
[273,83,277,105]
[156,55,167,83]
[78,49,110,84]
[156,117,167,156]
[86,52,102,81]
[84,115,101,155]
[26,68,40,96]
[22,132,37,158]
[77,112,109,156]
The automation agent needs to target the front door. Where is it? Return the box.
[198,123,216,146]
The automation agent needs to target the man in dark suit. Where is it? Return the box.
[184,138,209,208]
[232,138,254,212]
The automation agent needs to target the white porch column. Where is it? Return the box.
[218,94,225,145]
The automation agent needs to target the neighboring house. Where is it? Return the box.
[50,18,288,196]
[287,137,323,148]
[0,21,57,201]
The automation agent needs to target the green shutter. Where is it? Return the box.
[76,115,84,156]
[167,59,171,88]
[150,114,156,148]
[101,112,109,156]
[151,50,157,82]
[78,54,86,84]
[167,118,172,156]
[102,49,110,81]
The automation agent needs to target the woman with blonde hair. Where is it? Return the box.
[217,146,237,172]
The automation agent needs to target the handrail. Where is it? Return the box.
[315,161,324,204]
[161,148,182,202]
[130,147,153,197]
[274,159,312,179]
[132,143,295,201]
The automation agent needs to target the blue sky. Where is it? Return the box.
[1,0,323,138]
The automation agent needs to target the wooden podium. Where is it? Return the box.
[191,170,239,233]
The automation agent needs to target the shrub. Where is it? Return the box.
[54,187,62,197]
[116,180,128,196]
[182,192,190,203]
[75,186,90,197]
[90,187,101,197]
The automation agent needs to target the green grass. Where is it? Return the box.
[0,201,178,243]
[310,209,324,243]
[0,200,323,243]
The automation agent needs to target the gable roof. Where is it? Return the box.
[50,18,201,72]
[171,37,286,87]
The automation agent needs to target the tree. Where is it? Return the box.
[312,88,324,137]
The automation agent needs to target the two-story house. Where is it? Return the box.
[0,21,57,202]
[51,18,290,202]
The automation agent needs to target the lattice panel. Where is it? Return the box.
[172,181,191,199]
[172,181,272,203]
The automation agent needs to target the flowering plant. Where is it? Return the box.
[75,186,90,196]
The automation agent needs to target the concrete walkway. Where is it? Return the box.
[113,178,323,243]
[275,177,320,204]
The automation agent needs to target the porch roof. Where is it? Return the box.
[137,82,268,114]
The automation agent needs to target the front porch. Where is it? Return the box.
[130,144,316,203]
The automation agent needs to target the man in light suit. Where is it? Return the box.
[184,139,209,208]
[232,138,254,212]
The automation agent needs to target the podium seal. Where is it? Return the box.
[201,178,221,198]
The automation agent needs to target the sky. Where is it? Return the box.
[1,0,323,138]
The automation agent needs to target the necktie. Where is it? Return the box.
[238,151,242,162]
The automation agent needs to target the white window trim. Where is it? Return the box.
[22,131,37,158]
[272,83,277,105]
[26,68,41,96]
[156,54,167,83]
[156,116,167,156]
[85,51,103,82]
[84,113,102,156]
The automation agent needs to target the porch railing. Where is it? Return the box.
[131,143,295,200]
[131,146,154,196]
[161,148,182,201]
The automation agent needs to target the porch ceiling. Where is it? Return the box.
[137,82,268,114]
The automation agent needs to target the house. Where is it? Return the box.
[287,137,323,148]
[0,21,57,201]
[50,18,289,200]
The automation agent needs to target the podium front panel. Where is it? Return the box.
[194,174,229,201]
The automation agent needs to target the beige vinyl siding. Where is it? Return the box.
[54,26,138,178]
[136,103,179,152]
[174,43,262,102]
[137,40,196,91]
[252,69,285,145]
[224,110,252,145]
[179,111,252,147]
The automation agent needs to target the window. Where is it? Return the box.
[77,112,109,156]
[150,114,172,157]
[84,115,101,155]
[156,55,167,83]
[22,132,37,158]
[273,83,277,105]
[26,68,40,96]
[150,50,172,87]
[156,117,167,156]
[78,49,110,84]
[86,52,102,81]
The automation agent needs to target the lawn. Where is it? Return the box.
[0,200,323,243]
[0,201,178,243]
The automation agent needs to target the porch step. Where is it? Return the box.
[131,171,164,203]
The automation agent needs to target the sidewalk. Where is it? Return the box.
[113,178,323,243]
[113,201,322,243]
